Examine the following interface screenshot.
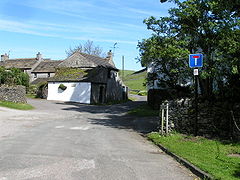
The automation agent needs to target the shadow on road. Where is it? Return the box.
[56,100,159,134]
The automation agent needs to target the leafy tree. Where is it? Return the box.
[138,0,240,100]
[66,40,105,57]
[0,67,29,88]
[138,34,190,89]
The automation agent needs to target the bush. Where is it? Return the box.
[27,85,38,97]
[58,84,67,91]
[0,67,29,89]
[36,81,48,98]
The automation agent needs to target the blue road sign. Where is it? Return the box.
[189,54,203,68]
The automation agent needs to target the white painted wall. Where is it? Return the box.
[47,82,91,104]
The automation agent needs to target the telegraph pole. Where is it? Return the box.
[122,55,124,81]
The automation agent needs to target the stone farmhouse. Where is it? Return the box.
[0,51,127,104]
[0,52,62,83]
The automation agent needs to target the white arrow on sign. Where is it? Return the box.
[193,55,200,65]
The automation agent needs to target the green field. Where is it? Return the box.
[119,70,147,91]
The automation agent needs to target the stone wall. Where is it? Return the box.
[0,85,27,103]
[166,99,240,140]
[106,71,127,102]
[148,88,191,110]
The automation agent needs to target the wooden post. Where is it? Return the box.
[166,101,169,134]
[122,56,124,81]
[161,108,164,135]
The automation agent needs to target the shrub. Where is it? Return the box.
[36,81,48,98]
[58,84,67,91]
[0,67,29,89]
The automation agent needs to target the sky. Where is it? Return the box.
[0,0,173,71]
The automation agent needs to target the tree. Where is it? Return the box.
[0,67,29,88]
[138,0,240,100]
[138,34,190,89]
[66,40,105,57]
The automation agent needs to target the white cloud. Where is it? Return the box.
[0,19,137,45]
[0,19,58,37]
[125,7,163,16]
[71,36,137,45]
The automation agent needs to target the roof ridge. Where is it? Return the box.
[41,59,63,62]
[80,52,116,68]
[7,58,37,61]
[58,52,97,68]
[79,52,105,59]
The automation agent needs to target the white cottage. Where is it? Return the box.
[47,51,127,104]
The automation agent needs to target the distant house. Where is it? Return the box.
[47,51,127,104]
[31,60,63,84]
[0,52,61,82]
[0,51,127,104]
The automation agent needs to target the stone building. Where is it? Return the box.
[0,52,61,82]
[47,51,127,104]
[0,51,127,104]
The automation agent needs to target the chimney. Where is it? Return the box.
[106,50,115,66]
[106,50,113,61]
[1,53,9,61]
[36,52,43,61]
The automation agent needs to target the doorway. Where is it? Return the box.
[99,86,105,103]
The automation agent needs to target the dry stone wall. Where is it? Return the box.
[167,99,240,140]
[0,85,27,103]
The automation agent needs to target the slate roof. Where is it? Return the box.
[31,78,50,85]
[58,52,117,70]
[32,60,63,73]
[0,58,38,69]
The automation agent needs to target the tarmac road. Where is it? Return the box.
[0,96,197,180]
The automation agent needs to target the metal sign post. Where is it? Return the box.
[194,68,199,136]
[189,54,203,136]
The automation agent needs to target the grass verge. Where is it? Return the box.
[129,90,147,96]
[128,103,159,117]
[0,100,34,110]
[148,132,240,180]
[26,94,37,99]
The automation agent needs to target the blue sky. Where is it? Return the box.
[0,0,172,70]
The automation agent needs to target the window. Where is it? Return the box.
[48,73,50,77]
[34,73,37,78]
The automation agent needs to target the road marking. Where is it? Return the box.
[70,126,90,130]
[55,126,64,129]
[0,177,7,180]
[0,158,95,179]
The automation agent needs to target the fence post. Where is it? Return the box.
[161,107,164,135]
[166,101,169,134]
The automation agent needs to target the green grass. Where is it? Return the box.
[0,100,34,110]
[26,94,37,99]
[128,103,159,116]
[119,70,135,78]
[119,70,147,91]
[148,132,240,180]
